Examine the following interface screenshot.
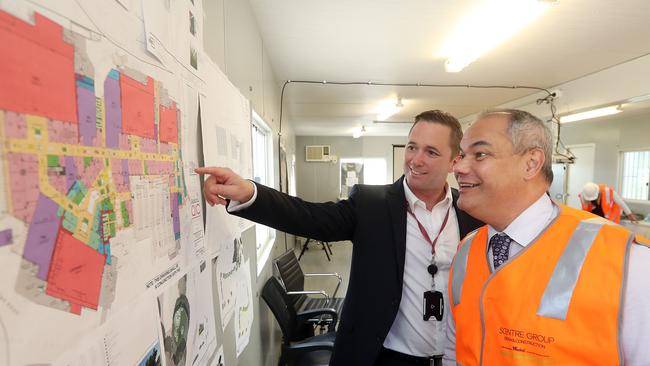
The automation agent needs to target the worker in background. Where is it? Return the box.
[579,182,639,223]
[445,109,650,366]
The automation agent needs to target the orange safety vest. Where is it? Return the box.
[580,184,622,223]
[449,205,636,366]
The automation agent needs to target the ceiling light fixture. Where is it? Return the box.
[441,0,552,73]
[627,93,650,104]
[353,126,366,139]
[376,96,404,121]
[559,105,622,123]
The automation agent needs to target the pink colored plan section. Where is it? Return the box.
[128,159,143,175]
[146,160,173,175]
[3,111,27,138]
[7,152,40,223]
[46,227,105,313]
[159,102,178,144]
[120,74,155,139]
[0,11,77,122]
[74,156,103,190]
[139,137,158,153]
[48,119,79,144]
[47,156,68,196]
[111,159,130,192]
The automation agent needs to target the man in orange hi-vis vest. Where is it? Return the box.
[579,182,639,223]
[444,109,650,366]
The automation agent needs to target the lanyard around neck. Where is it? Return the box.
[406,201,450,255]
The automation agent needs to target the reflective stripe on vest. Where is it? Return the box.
[603,185,612,207]
[537,219,610,319]
[451,231,478,306]
[600,185,622,223]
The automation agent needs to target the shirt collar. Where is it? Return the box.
[488,193,558,247]
[403,179,453,212]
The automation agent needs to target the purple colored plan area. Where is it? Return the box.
[0,229,12,246]
[77,84,97,146]
[121,159,130,189]
[64,155,78,191]
[105,70,122,149]
[23,194,61,280]
[171,192,180,239]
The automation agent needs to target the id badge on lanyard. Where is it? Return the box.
[406,202,449,321]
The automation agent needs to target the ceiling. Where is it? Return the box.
[249,0,650,136]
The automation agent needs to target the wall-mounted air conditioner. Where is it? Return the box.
[305,145,331,162]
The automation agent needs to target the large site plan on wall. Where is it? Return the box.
[0,0,256,364]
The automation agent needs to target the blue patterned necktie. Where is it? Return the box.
[490,233,512,269]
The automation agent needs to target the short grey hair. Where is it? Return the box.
[478,109,554,184]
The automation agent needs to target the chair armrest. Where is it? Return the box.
[304,272,342,282]
[287,290,329,301]
[304,272,342,297]
[297,307,338,319]
[286,333,335,357]
[297,307,338,328]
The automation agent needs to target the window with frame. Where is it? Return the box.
[620,150,650,201]
[251,111,276,275]
[289,154,297,196]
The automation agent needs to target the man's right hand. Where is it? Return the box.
[194,166,255,206]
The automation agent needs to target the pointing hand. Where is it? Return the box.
[194,167,254,206]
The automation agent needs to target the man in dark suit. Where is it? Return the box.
[196,110,482,366]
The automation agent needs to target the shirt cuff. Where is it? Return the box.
[227,180,257,212]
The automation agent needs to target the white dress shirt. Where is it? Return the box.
[226,180,257,212]
[382,181,459,357]
[232,180,460,356]
[443,193,650,365]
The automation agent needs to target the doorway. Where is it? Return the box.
[566,144,595,209]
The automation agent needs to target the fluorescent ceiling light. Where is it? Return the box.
[559,105,622,123]
[375,97,403,121]
[627,94,650,104]
[441,0,552,73]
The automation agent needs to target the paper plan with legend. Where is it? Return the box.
[0,1,213,363]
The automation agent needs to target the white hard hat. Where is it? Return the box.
[581,182,599,201]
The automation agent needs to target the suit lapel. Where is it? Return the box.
[387,176,407,287]
[452,188,463,235]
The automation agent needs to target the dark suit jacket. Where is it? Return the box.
[231,176,483,365]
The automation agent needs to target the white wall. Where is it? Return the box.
[202,1,296,365]
[296,136,408,202]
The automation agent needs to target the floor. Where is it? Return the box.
[294,239,353,299]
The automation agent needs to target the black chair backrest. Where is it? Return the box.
[274,250,307,309]
[262,276,304,344]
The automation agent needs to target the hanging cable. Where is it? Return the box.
[277,79,573,164]
[536,93,576,162]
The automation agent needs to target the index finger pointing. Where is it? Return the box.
[195,166,229,177]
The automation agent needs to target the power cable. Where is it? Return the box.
[277,79,574,168]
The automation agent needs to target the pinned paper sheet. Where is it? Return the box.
[346,177,358,187]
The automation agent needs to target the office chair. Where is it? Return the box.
[298,238,333,261]
[261,276,337,366]
[274,250,344,333]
